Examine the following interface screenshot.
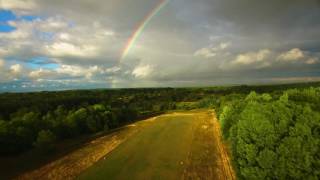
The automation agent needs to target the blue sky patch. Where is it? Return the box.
[0,10,17,32]
[0,10,40,32]
[27,56,59,69]
[0,23,16,32]
[0,10,16,22]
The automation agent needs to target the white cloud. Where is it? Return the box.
[194,42,231,59]
[219,42,231,50]
[194,48,217,58]
[105,66,121,73]
[0,17,118,66]
[85,66,105,79]
[28,64,112,82]
[29,68,53,79]
[37,17,69,32]
[277,48,304,61]
[306,57,318,65]
[10,64,22,74]
[276,48,319,65]
[0,0,37,14]
[58,33,70,40]
[233,49,271,65]
[56,64,85,76]
[226,48,319,70]
[132,64,154,78]
[46,42,98,58]
[56,64,107,79]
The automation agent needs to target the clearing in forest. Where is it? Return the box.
[18,110,235,180]
[79,110,235,180]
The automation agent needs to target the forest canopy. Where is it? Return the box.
[215,88,320,179]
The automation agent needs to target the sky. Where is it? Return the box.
[0,0,320,92]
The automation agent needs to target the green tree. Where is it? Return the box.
[34,130,56,153]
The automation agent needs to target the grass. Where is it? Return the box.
[14,110,229,179]
[78,113,201,180]
[9,124,139,179]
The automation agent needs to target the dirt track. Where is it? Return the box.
[211,111,236,180]
[181,111,236,180]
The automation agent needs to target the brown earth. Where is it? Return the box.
[181,111,236,180]
[211,111,236,180]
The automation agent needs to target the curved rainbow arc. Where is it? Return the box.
[120,0,169,61]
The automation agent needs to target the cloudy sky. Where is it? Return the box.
[0,0,320,92]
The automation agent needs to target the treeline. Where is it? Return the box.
[215,87,320,179]
[0,104,140,154]
[0,88,195,155]
[1,82,319,119]
[1,82,320,156]
[0,88,200,119]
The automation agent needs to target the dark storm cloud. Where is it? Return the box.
[191,0,320,51]
[203,0,320,30]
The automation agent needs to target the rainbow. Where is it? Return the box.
[120,0,169,61]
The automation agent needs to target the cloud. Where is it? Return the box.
[201,0,320,33]
[0,0,37,14]
[0,15,119,66]
[55,65,105,79]
[10,64,22,74]
[194,42,231,58]
[132,64,154,78]
[28,63,119,82]
[233,49,271,65]
[222,48,319,71]
[276,48,319,65]
[29,68,53,79]
[194,48,217,58]
[45,42,98,58]
[0,59,4,68]
[306,58,318,65]
[0,0,320,91]
[277,48,304,61]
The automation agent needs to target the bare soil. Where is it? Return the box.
[181,111,236,180]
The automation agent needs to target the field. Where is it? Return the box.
[79,111,234,180]
[17,110,234,180]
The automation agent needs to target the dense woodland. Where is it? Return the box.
[0,82,320,179]
[204,87,320,179]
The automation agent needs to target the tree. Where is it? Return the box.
[34,130,56,153]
